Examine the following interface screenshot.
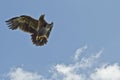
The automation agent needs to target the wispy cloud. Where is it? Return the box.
[2,46,120,80]
[73,45,87,61]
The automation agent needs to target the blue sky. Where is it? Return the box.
[0,0,120,80]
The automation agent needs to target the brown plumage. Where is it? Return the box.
[6,14,53,46]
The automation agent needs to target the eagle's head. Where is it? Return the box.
[38,22,53,36]
[45,22,53,31]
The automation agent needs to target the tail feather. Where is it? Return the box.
[31,34,48,46]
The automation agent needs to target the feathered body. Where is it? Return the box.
[6,14,53,46]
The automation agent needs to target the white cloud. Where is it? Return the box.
[50,48,102,80]
[8,67,45,80]
[90,64,120,80]
[2,46,120,80]
[52,64,85,80]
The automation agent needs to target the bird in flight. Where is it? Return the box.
[6,14,53,46]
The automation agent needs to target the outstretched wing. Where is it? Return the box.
[6,15,38,34]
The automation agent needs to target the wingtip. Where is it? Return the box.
[5,19,10,23]
[41,14,45,17]
[51,22,54,24]
[42,14,45,16]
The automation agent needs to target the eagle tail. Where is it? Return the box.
[31,34,48,46]
[5,17,19,30]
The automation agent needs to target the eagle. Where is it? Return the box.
[6,14,53,46]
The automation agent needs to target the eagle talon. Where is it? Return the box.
[39,36,41,39]
[36,36,39,40]
[36,35,47,41]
